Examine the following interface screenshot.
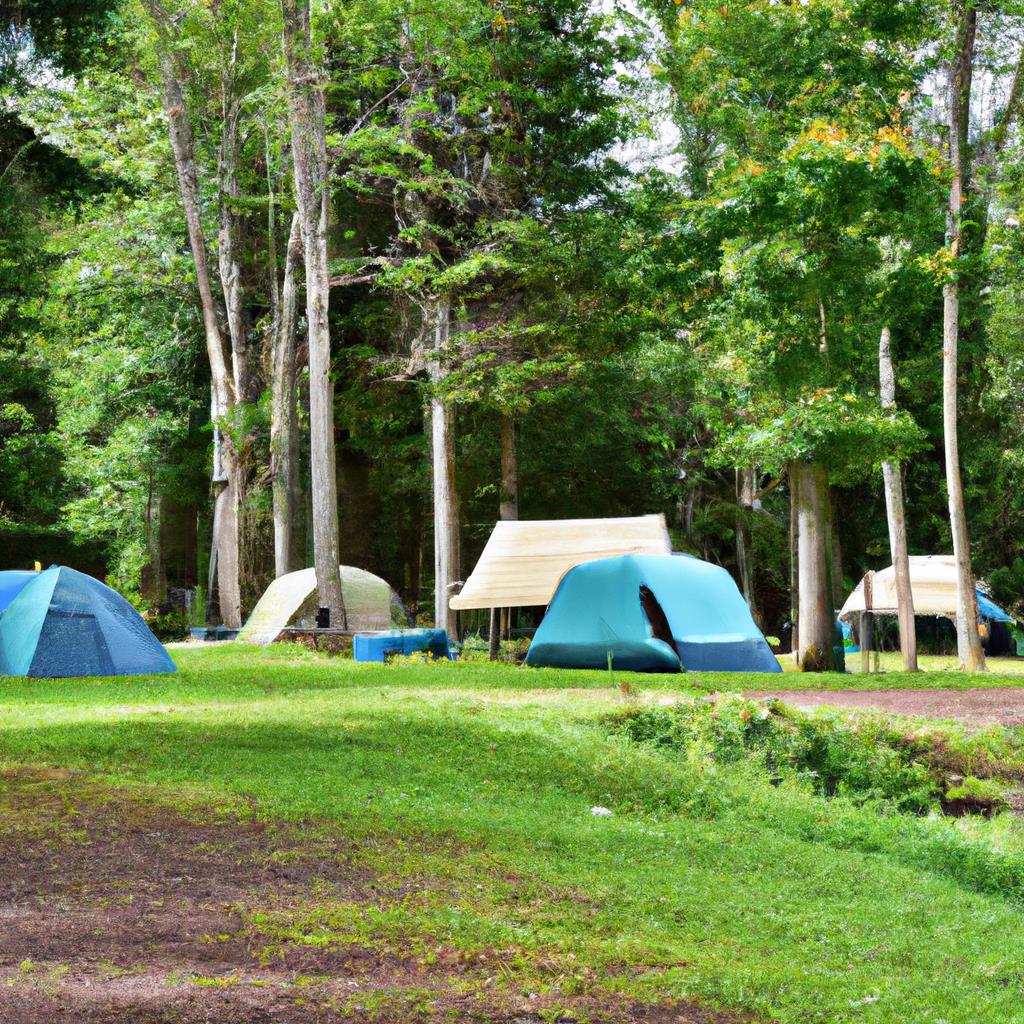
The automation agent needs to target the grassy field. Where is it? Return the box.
[3,644,1024,1022]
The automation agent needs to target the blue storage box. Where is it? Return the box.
[353,628,452,663]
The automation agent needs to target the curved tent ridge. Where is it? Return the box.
[238,565,393,645]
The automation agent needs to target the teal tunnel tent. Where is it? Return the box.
[525,554,781,673]
[0,566,176,678]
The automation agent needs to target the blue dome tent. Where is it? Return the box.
[525,554,781,673]
[0,566,176,678]
[0,570,37,614]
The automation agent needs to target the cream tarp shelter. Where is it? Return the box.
[449,514,672,611]
[238,566,392,645]
[840,556,1010,620]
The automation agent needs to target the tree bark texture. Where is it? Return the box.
[735,467,758,623]
[829,495,844,609]
[429,298,459,637]
[499,413,519,522]
[270,213,303,578]
[879,325,919,670]
[944,4,986,671]
[789,472,799,657]
[217,85,251,402]
[791,461,833,672]
[282,0,346,625]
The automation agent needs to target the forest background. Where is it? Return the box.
[3,0,1024,667]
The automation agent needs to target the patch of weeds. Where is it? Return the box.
[192,974,241,988]
[604,693,1022,817]
[294,973,330,986]
[943,776,1009,816]
[342,986,439,1019]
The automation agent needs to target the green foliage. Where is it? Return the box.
[146,608,190,642]
[711,386,926,477]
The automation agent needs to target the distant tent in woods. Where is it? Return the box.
[238,565,393,645]
[840,556,1013,623]
[525,554,782,673]
[450,515,673,612]
[0,566,176,678]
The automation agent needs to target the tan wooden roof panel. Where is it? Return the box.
[450,515,672,610]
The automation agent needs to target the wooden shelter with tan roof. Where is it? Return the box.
[450,514,673,612]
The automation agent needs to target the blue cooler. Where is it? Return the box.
[353,628,452,663]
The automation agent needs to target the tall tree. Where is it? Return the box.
[281,0,345,625]
[269,212,303,578]
[879,325,918,670]
[145,0,243,627]
[943,2,986,670]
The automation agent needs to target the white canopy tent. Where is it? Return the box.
[840,555,1007,620]
[450,514,672,611]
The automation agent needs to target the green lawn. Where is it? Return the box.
[3,644,1024,1023]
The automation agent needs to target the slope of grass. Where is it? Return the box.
[2,644,1024,1023]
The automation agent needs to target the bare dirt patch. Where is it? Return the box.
[746,687,1024,727]
[0,768,743,1024]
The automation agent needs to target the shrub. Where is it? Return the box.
[604,695,1008,816]
[147,610,190,643]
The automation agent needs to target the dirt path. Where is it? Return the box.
[746,687,1024,727]
[0,768,743,1024]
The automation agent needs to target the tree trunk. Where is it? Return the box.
[146,0,241,627]
[141,471,166,608]
[791,461,833,672]
[879,325,919,670]
[789,472,799,657]
[829,494,844,609]
[944,4,986,671]
[499,413,519,522]
[282,0,346,625]
[497,411,518,645]
[428,298,459,636]
[217,88,251,402]
[270,213,303,577]
[735,467,758,622]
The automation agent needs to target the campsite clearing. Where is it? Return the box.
[3,645,1024,1024]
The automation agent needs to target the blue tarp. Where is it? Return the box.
[526,554,781,673]
[978,589,1013,622]
[0,566,176,678]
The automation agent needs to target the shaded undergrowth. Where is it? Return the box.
[605,694,1024,817]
